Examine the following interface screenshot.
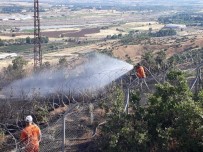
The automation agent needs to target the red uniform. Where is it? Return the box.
[136,66,146,78]
[20,124,41,152]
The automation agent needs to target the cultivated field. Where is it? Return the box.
[0,2,203,72]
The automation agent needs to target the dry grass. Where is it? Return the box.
[123,21,157,27]
[0,59,12,70]
[86,28,126,38]
[131,24,164,31]
[0,40,107,71]
[0,35,33,40]
[113,45,144,63]
[122,21,164,31]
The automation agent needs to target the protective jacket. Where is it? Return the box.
[20,124,41,152]
[136,66,146,78]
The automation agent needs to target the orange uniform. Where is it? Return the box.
[136,66,146,78]
[20,124,41,152]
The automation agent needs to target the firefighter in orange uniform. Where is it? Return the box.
[135,63,149,90]
[20,115,41,152]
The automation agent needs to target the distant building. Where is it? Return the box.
[0,53,17,60]
[164,24,186,29]
[21,10,27,13]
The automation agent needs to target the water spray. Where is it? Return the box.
[2,53,133,99]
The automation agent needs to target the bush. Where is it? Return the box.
[150,29,177,37]
[98,71,203,152]
[3,56,28,81]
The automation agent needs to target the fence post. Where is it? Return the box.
[124,88,130,114]
[126,88,129,114]
[61,103,78,152]
[62,115,65,152]
[89,103,94,125]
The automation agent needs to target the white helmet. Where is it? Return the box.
[25,115,33,123]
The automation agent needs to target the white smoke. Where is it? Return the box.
[3,53,133,98]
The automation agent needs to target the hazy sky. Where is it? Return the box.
[0,0,199,6]
[0,0,196,3]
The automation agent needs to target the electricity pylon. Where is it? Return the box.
[34,0,42,70]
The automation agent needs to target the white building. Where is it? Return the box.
[164,24,186,29]
[0,53,17,60]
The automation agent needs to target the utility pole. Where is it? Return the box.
[34,0,42,70]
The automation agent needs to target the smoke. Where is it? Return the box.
[3,53,133,98]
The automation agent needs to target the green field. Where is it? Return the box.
[0,44,33,53]
[0,42,66,54]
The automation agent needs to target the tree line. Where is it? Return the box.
[158,13,203,26]
[120,28,177,45]
[149,29,177,37]
[0,36,49,47]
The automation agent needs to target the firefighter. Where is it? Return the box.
[135,63,149,91]
[20,115,41,152]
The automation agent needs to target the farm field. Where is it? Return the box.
[0,1,178,71]
[0,4,169,70]
[1,22,203,70]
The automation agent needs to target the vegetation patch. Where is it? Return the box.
[158,13,203,26]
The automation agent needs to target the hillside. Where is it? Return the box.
[0,1,203,152]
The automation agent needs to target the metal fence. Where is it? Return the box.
[31,76,145,152]
[40,102,105,152]
[38,76,133,152]
[1,73,157,152]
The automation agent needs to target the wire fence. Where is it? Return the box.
[0,65,170,152]
[0,102,102,152]
[0,69,131,152]
[36,72,134,152]
[40,102,105,152]
[39,73,157,152]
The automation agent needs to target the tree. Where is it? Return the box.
[4,56,28,81]
[155,50,167,71]
[98,87,149,151]
[150,29,177,37]
[12,56,28,71]
[111,34,118,39]
[41,61,51,70]
[118,33,122,38]
[58,57,67,67]
[146,71,203,151]
[141,51,157,72]
[98,71,203,152]
[25,36,31,44]
[41,36,49,43]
